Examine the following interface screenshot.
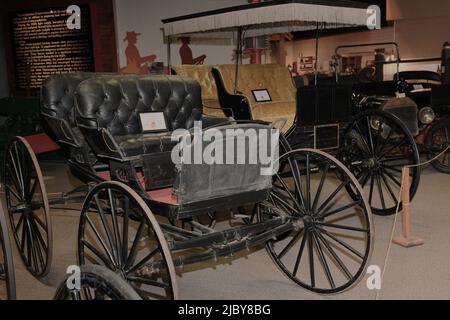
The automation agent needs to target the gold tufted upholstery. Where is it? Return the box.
[214,64,297,133]
[173,65,225,117]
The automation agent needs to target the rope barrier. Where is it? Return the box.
[375,144,450,300]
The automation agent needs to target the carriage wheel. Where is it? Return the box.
[258,149,373,294]
[425,118,450,174]
[3,136,52,278]
[78,181,178,300]
[0,205,16,300]
[340,110,421,216]
[54,264,141,300]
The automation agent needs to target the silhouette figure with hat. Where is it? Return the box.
[179,37,206,65]
[120,31,156,74]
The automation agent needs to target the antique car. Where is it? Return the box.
[1,72,374,300]
[334,42,450,173]
[162,1,421,217]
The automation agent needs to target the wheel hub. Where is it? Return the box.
[303,215,319,230]
[364,157,380,169]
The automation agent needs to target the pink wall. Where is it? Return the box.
[388,0,450,20]
[284,0,450,73]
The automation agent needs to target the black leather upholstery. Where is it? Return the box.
[41,72,122,147]
[41,73,96,127]
[115,133,177,157]
[75,76,204,158]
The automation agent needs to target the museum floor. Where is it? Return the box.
[2,161,449,300]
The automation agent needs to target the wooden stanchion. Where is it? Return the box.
[392,167,424,248]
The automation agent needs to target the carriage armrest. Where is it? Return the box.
[201,116,233,128]
[211,68,252,120]
[77,125,124,160]
[41,112,83,148]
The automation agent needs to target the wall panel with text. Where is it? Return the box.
[10,5,94,90]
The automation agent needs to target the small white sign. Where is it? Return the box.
[139,112,168,132]
[252,89,272,102]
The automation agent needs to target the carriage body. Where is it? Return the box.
[40,74,275,220]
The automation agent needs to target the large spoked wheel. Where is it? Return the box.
[425,118,450,174]
[341,110,421,216]
[0,205,16,300]
[78,181,178,300]
[3,136,52,278]
[259,149,373,294]
[54,264,142,300]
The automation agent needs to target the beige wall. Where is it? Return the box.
[284,0,450,75]
[114,0,246,68]
[388,0,450,20]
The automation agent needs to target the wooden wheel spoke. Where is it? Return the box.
[287,157,307,210]
[81,240,115,269]
[85,215,118,267]
[125,220,147,270]
[317,222,369,233]
[320,228,364,260]
[376,174,386,210]
[5,184,22,202]
[127,276,170,289]
[274,174,302,211]
[321,200,361,219]
[316,231,352,281]
[383,169,402,188]
[292,230,308,277]
[316,179,350,216]
[94,195,119,263]
[312,162,329,212]
[312,232,335,289]
[270,192,297,215]
[366,117,375,154]
[277,229,304,260]
[108,189,123,265]
[126,248,159,275]
[380,170,398,204]
[308,233,315,288]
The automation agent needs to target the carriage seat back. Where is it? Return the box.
[74,75,203,160]
[41,72,125,148]
[213,64,297,133]
[172,65,225,117]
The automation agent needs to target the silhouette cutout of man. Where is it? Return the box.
[120,31,156,74]
[179,37,206,65]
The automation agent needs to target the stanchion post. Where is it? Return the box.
[392,167,424,248]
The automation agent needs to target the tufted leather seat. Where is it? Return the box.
[41,72,127,148]
[75,75,206,159]
[172,65,226,117]
[213,64,297,133]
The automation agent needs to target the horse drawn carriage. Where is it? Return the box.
[0,0,400,300]
[164,1,422,217]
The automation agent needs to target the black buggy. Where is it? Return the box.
[1,73,373,299]
[162,2,422,217]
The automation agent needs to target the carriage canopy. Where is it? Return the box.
[162,0,373,38]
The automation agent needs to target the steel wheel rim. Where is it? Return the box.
[3,137,52,278]
[259,149,373,294]
[341,111,420,216]
[78,181,178,300]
